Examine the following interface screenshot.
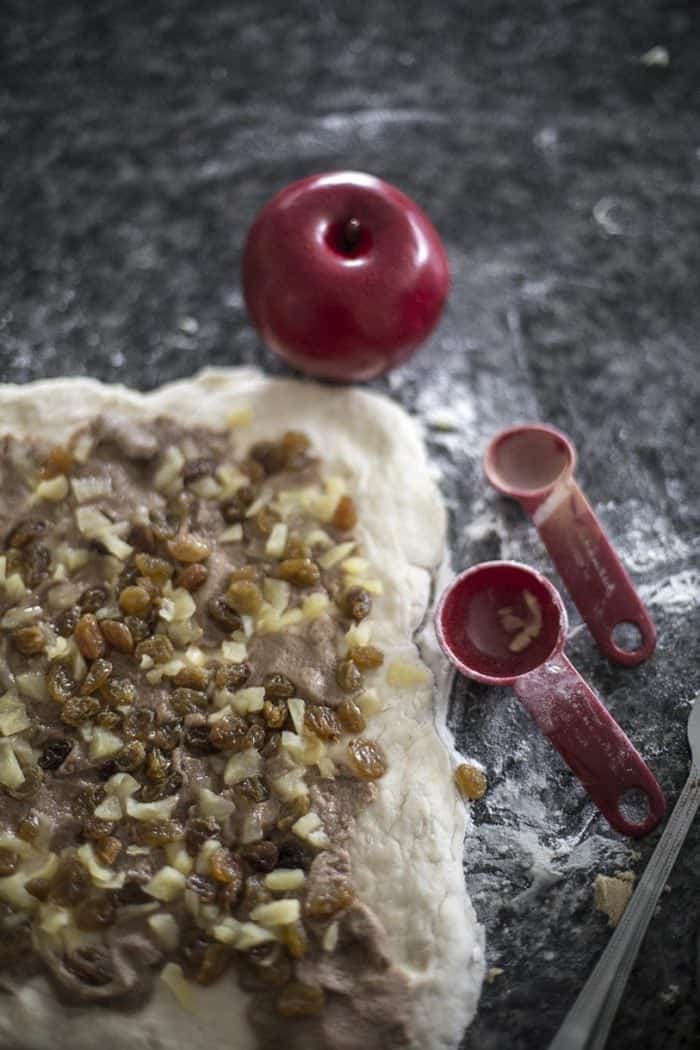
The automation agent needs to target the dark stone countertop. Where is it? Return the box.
[1,2,699,1047]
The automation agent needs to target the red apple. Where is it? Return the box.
[242,171,449,381]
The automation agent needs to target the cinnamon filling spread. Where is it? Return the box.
[0,414,412,1048]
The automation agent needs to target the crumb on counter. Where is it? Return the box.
[593,870,636,927]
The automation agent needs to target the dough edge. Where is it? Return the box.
[0,367,485,1050]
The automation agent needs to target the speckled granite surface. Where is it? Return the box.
[1,1,699,1047]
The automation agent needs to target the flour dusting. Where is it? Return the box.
[408,376,695,996]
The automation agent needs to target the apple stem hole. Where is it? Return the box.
[325,219,372,258]
[343,218,362,249]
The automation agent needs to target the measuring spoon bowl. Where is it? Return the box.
[484,424,656,666]
[436,561,665,837]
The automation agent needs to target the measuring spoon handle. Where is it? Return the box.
[514,652,665,837]
[548,765,700,1050]
[530,479,655,666]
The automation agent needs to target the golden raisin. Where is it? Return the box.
[336,658,362,693]
[187,873,220,903]
[337,698,366,734]
[138,772,180,802]
[100,676,136,706]
[123,615,150,644]
[25,877,50,901]
[279,920,309,960]
[263,700,287,729]
[248,440,287,475]
[207,596,241,631]
[245,722,266,751]
[134,553,174,585]
[133,820,182,847]
[194,943,232,986]
[75,893,117,931]
[23,543,50,587]
[79,585,108,613]
[263,672,295,700]
[94,836,122,866]
[276,981,325,1018]
[41,445,73,479]
[247,944,292,987]
[173,665,210,691]
[236,776,268,803]
[167,534,211,563]
[177,563,208,592]
[95,709,121,730]
[209,848,243,886]
[49,857,91,906]
[349,644,384,671]
[262,731,280,760]
[47,660,77,703]
[60,695,101,726]
[74,614,106,660]
[184,723,213,753]
[11,625,45,656]
[75,784,105,816]
[150,509,178,541]
[226,579,263,615]
[151,724,180,752]
[185,817,220,855]
[239,458,266,483]
[99,618,134,653]
[171,687,207,715]
[280,430,311,463]
[276,558,321,587]
[17,813,40,843]
[347,737,387,780]
[55,604,81,637]
[209,717,248,751]
[304,704,341,742]
[8,520,46,549]
[305,869,354,919]
[284,535,311,560]
[135,574,159,601]
[331,495,358,531]
[228,565,261,583]
[136,634,175,664]
[344,586,372,622]
[454,763,488,801]
[288,795,311,823]
[122,707,155,741]
[144,747,171,782]
[82,817,115,840]
[215,662,251,690]
[80,657,113,695]
[118,585,151,616]
[116,740,146,772]
[242,841,278,872]
[220,497,245,524]
[254,507,278,536]
[183,457,216,484]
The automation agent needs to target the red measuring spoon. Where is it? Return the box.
[436,561,665,837]
[484,424,656,666]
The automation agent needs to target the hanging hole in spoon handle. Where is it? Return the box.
[513,652,666,837]
[533,480,656,666]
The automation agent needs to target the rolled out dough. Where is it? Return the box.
[0,368,484,1050]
